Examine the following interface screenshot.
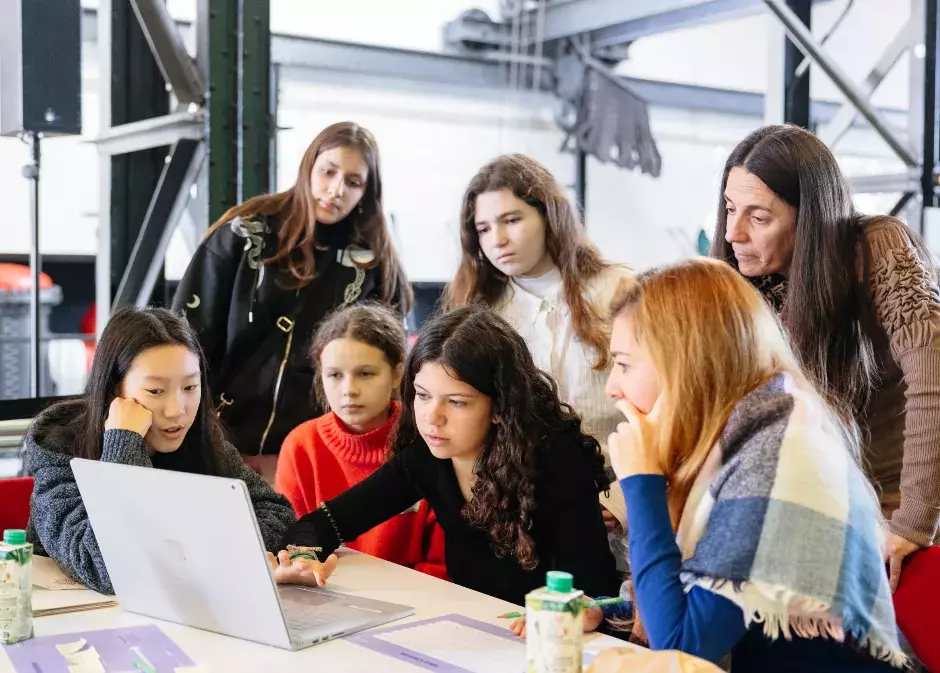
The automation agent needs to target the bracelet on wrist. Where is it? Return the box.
[286,545,322,562]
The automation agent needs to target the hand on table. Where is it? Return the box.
[508,604,605,638]
[266,550,337,587]
[885,532,921,593]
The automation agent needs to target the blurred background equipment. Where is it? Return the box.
[0,265,62,399]
[0,0,82,400]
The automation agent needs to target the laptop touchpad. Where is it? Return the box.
[278,586,337,607]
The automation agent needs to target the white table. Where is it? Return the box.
[1,552,633,672]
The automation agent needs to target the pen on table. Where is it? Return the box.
[497,597,624,619]
[131,646,157,673]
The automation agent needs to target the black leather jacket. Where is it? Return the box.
[171,214,399,456]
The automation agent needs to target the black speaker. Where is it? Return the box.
[0,0,82,137]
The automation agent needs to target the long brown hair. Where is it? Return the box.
[392,306,609,569]
[209,121,412,312]
[443,154,611,368]
[708,124,930,416]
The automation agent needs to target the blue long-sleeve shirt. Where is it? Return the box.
[617,475,897,672]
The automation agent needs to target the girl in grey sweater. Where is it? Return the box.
[24,307,300,595]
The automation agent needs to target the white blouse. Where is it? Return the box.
[496,264,633,525]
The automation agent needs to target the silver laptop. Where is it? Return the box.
[71,458,414,650]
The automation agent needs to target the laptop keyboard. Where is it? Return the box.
[279,587,359,633]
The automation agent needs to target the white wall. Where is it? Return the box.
[2,1,916,276]
[0,43,100,257]
[617,0,913,110]
[277,70,575,282]
[275,66,906,279]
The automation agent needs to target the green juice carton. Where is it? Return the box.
[0,529,34,645]
[526,571,583,673]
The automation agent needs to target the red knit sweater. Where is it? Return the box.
[275,403,448,580]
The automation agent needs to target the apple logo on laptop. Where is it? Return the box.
[163,539,187,563]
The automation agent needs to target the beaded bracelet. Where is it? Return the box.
[319,501,346,546]
[286,544,322,562]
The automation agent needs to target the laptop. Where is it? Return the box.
[70,458,414,651]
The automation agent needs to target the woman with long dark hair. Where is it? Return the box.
[24,307,305,595]
[444,154,633,534]
[711,124,940,588]
[171,122,412,481]
[281,306,621,605]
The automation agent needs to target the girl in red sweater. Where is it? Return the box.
[275,304,448,579]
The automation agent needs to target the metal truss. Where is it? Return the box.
[95,0,270,319]
[764,0,939,237]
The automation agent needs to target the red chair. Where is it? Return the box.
[0,477,33,532]
[893,546,940,671]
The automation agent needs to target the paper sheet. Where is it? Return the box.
[350,614,526,673]
[32,589,117,617]
[2,625,195,673]
[64,647,105,673]
[32,555,86,590]
[376,618,524,672]
[55,640,87,657]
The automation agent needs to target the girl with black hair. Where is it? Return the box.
[23,307,311,595]
[281,306,621,605]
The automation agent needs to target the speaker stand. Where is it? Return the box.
[20,131,41,397]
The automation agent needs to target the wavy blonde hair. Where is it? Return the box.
[609,258,849,526]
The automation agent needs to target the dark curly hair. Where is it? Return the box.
[391,306,609,570]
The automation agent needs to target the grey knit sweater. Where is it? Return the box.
[24,406,296,595]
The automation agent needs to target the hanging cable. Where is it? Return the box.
[533,0,547,94]
[496,0,514,149]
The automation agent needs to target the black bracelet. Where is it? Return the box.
[319,501,346,546]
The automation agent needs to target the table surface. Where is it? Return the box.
[1,552,633,672]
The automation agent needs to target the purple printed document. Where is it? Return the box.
[348,614,527,673]
[2,624,195,673]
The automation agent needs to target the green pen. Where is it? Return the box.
[497,596,624,619]
[131,646,157,673]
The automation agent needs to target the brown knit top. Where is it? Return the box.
[754,218,940,546]
[864,218,940,546]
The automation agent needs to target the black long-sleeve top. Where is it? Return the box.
[281,424,622,606]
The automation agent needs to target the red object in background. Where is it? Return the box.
[80,303,97,372]
[0,263,53,291]
[0,477,34,531]
[893,546,940,671]
[79,303,96,335]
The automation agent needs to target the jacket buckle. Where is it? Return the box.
[276,316,294,333]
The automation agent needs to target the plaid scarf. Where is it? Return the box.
[675,373,905,667]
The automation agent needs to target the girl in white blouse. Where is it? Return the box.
[444,153,633,533]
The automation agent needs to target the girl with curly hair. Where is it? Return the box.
[444,154,634,535]
[280,306,621,604]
